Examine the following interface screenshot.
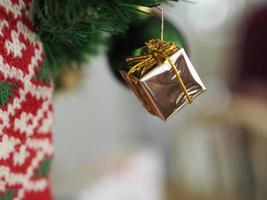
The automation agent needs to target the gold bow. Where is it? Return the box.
[126,39,192,103]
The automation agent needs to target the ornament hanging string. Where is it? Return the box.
[160,3,192,103]
[161,3,164,41]
[126,4,193,103]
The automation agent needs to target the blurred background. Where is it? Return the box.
[52,0,267,199]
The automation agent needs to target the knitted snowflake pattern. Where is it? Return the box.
[0,0,53,199]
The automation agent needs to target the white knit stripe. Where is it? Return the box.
[13,145,29,166]
[5,30,26,58]
[6,88,26,116]
[25,82,53,100]
[0,20,9,37]
[14,99,51,136]
[0,88,26,134]
[0,0,25,18]
[26,138,53,154]
[0,135,20,161]
[0,166,10,192]
[25,178,48,191]
[0,40,43,82]
[26,42,44,80]
[17,22,37,44]
[14,189,24,200]
[38,111,53,134]
[0,55,25,81]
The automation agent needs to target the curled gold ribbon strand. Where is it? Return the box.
[165,56,193,103]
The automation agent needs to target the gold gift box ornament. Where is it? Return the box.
[120,39,206,121]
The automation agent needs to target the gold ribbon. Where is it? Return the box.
[126,39,192,103]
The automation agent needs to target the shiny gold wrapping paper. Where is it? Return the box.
[121,47,206,121]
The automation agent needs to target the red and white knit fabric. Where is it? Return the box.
[0,0,53,199]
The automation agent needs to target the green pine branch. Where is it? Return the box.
[32,0,179,81]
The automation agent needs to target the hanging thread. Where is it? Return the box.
[161,3,164,41]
